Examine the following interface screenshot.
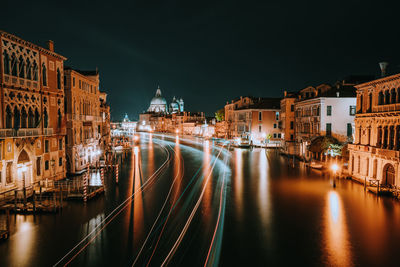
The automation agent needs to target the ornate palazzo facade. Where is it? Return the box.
[348,74,400,187]
[64,68,104,174]
[0,31,67,192]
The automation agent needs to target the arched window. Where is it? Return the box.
[33,61,38,81]
[3,51,10,74]
[57,68,61,89]
[358,94,363,113]
[368,93,372,112]
[397,88,400,103]
[13,106,20,129]
[57,109,62,128]
[20,107,27,128]
[34,108,40,127]
[385,90,390,104]
[379,91,384,105]
[26,58,32,80]
[11,53,17,76]
[42,63,47,86]
[391,88,396,104]
[18,56,25,78]
[5,106,12,128]
[43,108,48,128]
[28,108,34,128]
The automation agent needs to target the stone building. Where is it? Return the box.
[0,31,67,192]
[280,91,297,154]
[64,67,103,174]
[99,91,111,150]
[348,72,400,187]
[224,96,256,139]
[294,82,360,160]
[227,98,281,146]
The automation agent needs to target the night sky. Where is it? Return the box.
[2,0,400,120]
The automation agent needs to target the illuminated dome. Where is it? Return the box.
[148,87,168,113]
[169,96,180,113]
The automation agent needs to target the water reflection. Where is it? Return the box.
[323,190,353,266]
[202,140,212,217]
[133,145,144,245]
[10,216,35,267]
[258,149,270,230]
[233,149,243,220]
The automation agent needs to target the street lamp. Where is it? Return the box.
[331,163,339,188]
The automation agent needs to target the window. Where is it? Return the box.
[11,53,17,76]
[290,105,294,112]
[42,63,47,86]
[59,157,62,166]
[278,133,281,138]
[59,139,63,150]
[33,61,38,81]
[350,106,356,116]
[327,106,332,116]
[19,56,25,78]
[73,77,75,87]
[258,111,262,121]
[326,123,332,136]
[274,123,277,128]
[275,112,279,120]
[79,80,81,89]
[259,125,262,133]
[6,162,12,183]
[347,123,352,137]
[3,51,10,74]
[290,121,294,130]
[57,68,61,89]
[45,160,49,170]
[290,134,294,140]
[45,140,49,153]
[36,157,41,176]
[273,133,277,138]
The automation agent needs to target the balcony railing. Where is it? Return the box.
[0,128,53,138]
[373,103,400,113]
[3,74,39,89]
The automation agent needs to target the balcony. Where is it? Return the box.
[372,103,400,113]
[3,74,39,89]
[348,144,400,158]
[0,128,53,138]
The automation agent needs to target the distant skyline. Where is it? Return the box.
[2,0,400,120]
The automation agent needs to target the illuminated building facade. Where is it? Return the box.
[0,31,67,192]
[348,73,400,187]
[294,80,365,160]
[99,91,111,149]
[64,67,103,173]
[230,98,281,146]
[279,91,296,154]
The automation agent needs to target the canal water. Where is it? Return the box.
[0,135,399,266]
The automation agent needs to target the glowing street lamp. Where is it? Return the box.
[331,163,339,188]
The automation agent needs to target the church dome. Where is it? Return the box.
[151,95,167,105]
[148,87,168,113]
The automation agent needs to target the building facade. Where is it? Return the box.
[280,91,296,154]
[0,31,67,192]
[64,67,102,174]
[294,83,357,159]
[230,98,281,146]
[348,73,400,187]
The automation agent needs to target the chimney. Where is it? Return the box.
[47,40,54,52]
[379,62,388,77]
[336,91,340,98]
[284,90,287,97]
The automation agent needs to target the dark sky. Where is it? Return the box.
[2,0,399,120]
